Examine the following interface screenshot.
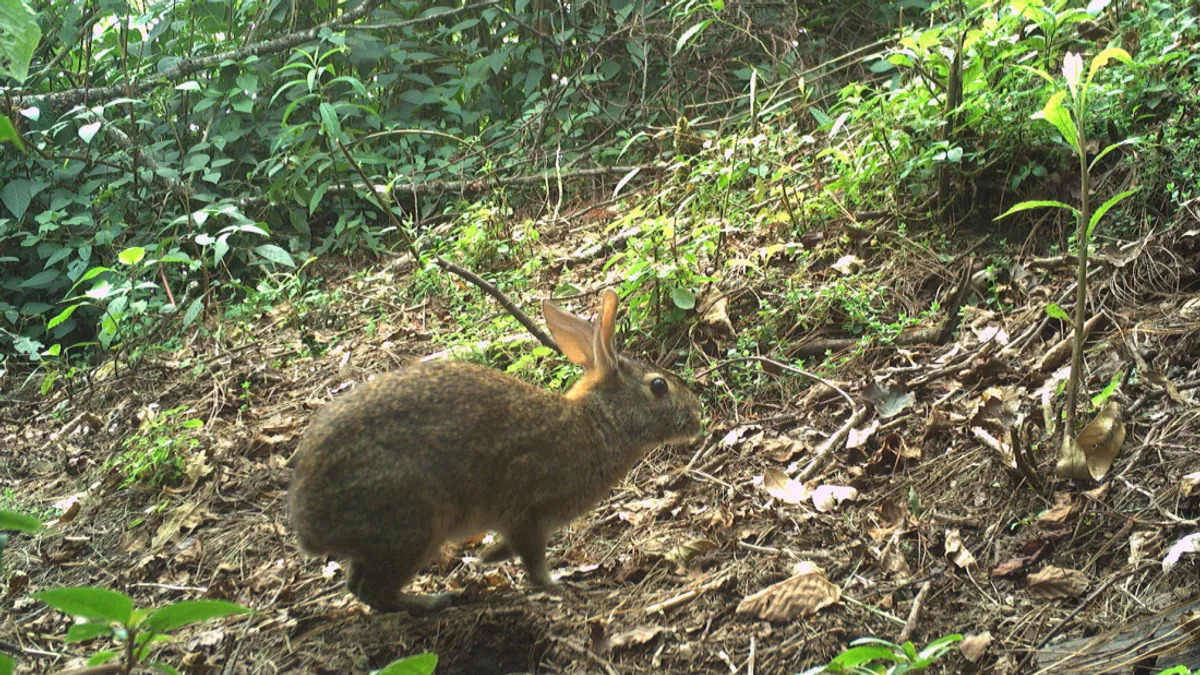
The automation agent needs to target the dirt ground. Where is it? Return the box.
[3,201,1200,674]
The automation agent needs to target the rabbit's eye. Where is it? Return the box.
[650,377,669,396]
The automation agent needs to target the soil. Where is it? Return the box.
[4,200,1200,675]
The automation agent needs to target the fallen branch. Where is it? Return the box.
[434,258,559,353]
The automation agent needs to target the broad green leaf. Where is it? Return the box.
[1,178,33,219]
[1089,137,1140,171]
[1034,91,1077,151]
[994,200,1078,221]
[1087,188,1137,238]
[1091,370,1124,408]
[78,121,102,143]
[150,663,180,675]
[34,587,134,624]
[0,509,41,532]
[1045,303,1072,322]
[0,114,24,150]
[87,650,119,667]
[118,247,145,265]
[144,599,252,634]
[377,653,438,675]
[66,621,115,643]
[19,269,60,289]
[182,297,203,327]
[0,653,12,675]
[1087,47,1132,86]
[674,19,712,54]
[670,287,696,310]
[175,80,201,91]
[85,279,114,300]
[826,644,903,668]
[47,303,81,330]
[318,102,343,141]
[0,0,41,82]
[254,244,295,267]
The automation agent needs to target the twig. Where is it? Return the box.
[433,258,559,353]
[897,581,931,643]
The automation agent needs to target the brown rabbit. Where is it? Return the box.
[288,289,703,612]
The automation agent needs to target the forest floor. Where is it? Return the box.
[4,198,1200,674]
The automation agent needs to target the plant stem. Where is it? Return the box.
[1063,94,1090,442]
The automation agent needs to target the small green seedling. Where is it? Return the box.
[34,587,253,674]
[375,652,438,675]
[800,633,962,674]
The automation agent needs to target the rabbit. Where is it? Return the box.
[288,289,704,613]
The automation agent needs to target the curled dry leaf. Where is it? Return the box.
[846,419,880,449]
[736,561,839,622]
[1027,566,1089,599]
[944,529,978,571]
[1074,401,1125,481]
[831,254,864,276]
[665,538,718,569]
[863,382,915,419]
[1162,533,1200,573]
[811,484,858,513]
[1037,493,1079,529]
[1180,472,1200,498]
[1054,436,1090,481]
[960,631,993,663]
[760,468,809,505]
[699,291,734,337]
[609,625,665,651]
[1129,530,1160,565]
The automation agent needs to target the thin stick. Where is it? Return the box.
[897,581,932,643]
[433,258,559,353]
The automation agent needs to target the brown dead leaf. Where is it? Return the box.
[991,557,1032,577]
[846,419,880,449]
[1027,566,1089,599]
[960,631,993,663]
[700,292,734,337]
[665,539,718,569]
[1129,530,1160,565]
[1054,436,1090,481]
[831,254,864,275]
[7,569,29,597]
[1074,401,1125,481]
[609,625,665,651]
[1180,472,1200,498]
[736,561,840,622]
[874,542,911,576]
[760,436,806,463]
[152,501,211,550]
[183,451,213,489]
[1037,493,1079,529]
[761,468,809,505]
[944,529,978,570]
[812,484,857,513]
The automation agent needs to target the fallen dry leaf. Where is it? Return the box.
[812,484,857,513]
[665,538,718,569]
[1027,566,1089,599]
[1181,472,1200,498]
[761,468,809,505]
[1129,530,1160,565]
[960,631,993,663]
[863,382,915,419]
[736,561,839,622]
[609,625,665,651]
[1162,533,1200,573]
[1037,493,1079,529]
[1074,401,1125,481]
[945,529,978,570]
[831,254,864,275]
[846,420,880,449]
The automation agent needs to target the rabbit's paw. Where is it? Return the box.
[368,590,461,615]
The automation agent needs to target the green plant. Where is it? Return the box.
[109,406,204,487]
[375,653,438,675]
[34,586,252,674]
[0,507,42,573]
[799,633,962,674]
[994,47,1135,477]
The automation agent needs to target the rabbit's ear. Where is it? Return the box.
[592,289,620,376]
[543,299,596,368]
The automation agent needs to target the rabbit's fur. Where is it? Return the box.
[288,290,703,612]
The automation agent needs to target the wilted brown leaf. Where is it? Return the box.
[1027,566,1089,599]
[1075,401,1125,481]
[960,631,993,663]
[846,420,880,449]
[1180,472,1200,498]
[812,484,857,513]
[761,468,809,505]
[665,538,718,569]
[1037,493,1079,529]
[945,529,978,570]
[736,561,839,622]
[609,625,665,651]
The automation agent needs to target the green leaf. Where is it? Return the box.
[150,663,180,675]
[78,121,102,143]
[175,80,201,91]
[87,650,119,667]
[674,19,712,54]
[318,102,344,141]
[0,509,41,532]
[0,114,24,150]
[0,653,11,675]
[1045,303,1072,322]
[47,303,81,330]
[994,200,1078,221]
[670,287,696,310]
[1034,91,1077,151]
[182,297,203,327]
[34,588,134,624]
[1087,47,1132,86]
[1087,188,1137,238]
[1,178,33,219]
[66,621,115,643]
[118,247,146,266]
[0,0,42,82]
[826,644,903,668]
[144,599,252,634]
[20,269,60,289]
[1089,137,1140,171]
[254,244,296,268]
[377,653,438,675]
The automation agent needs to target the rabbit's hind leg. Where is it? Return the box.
[346,534,458,614]
[480,539,514,563]
[504,524,554,588]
